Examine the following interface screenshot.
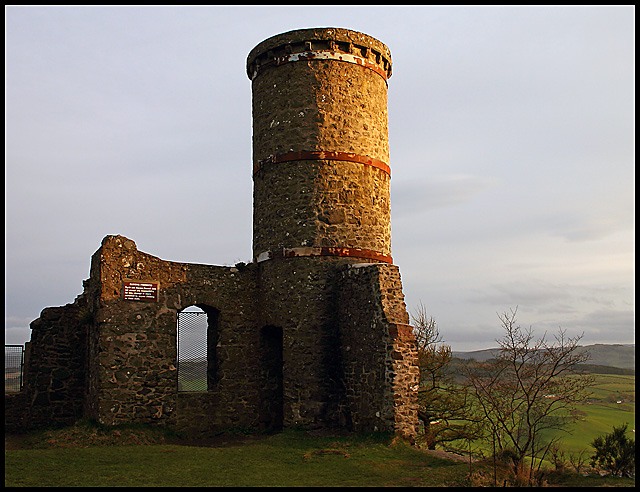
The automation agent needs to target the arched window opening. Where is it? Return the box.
[177,305,219,392]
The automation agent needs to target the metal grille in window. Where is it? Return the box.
[5,345,24,393]
[177,311,208,392]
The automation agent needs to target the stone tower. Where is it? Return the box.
[8,27,419,439]
[247,28,411,430]
[247,27,393,262]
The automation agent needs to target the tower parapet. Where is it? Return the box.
[246,27,392,82]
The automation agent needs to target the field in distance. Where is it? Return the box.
[548,373,635,455]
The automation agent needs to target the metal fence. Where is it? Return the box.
[177,311,208,392]
[5,345,24,393]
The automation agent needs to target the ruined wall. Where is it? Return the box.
[5,392,30,430]
[8,233,418,437]
[256,257,345,428]
[337,263,419,438]
[13,299,90,430]
[86,235,263,432]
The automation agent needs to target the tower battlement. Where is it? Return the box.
[246,27,392,81]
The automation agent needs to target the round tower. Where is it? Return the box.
[247,28,395,429]
[247,27,393,264]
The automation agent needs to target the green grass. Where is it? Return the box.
[443,374,635,465]
[588,374,635,400]
[548,374,635,454]
[5,430,470,487]
[551,402,635,454]
[4,375,635,487]
[178,379,207,392]
[5,424,635,487]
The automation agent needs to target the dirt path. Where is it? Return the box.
[421,448,478,463]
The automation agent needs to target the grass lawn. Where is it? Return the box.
[552,401,635,454]
[5,429,471,487]
[548,374,635,455]
[5,424,635,487]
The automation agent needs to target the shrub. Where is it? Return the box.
[590,423,635,477]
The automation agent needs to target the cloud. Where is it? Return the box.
[392,174,499,219]
[467,280,572,308]
[442,322,505,350]
[552,209,634,243]
[5,6,634,353]
[561,309,635,340]
[4,316,35,345]
[433,306,634,352]
[466,280,631,315]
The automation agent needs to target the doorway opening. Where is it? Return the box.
[260,325,284,430]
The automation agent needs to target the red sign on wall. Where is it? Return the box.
[123,280,159,302]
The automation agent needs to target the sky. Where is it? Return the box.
[5,6,635,351]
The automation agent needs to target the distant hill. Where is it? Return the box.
[452,343,635,370]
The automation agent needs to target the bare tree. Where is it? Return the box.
[465,307,594,482]
[412,302,483,450]
[567,448,590,474]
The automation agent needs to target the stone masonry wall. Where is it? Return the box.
[9,234,419,437]
[337,263,419,438]
[250,28,392,261]
[4,296,91,431]
[247,27,401,433]
[253,160,391,257]
[5,392,30,431]
[257,256,354,428]
[86,235,263,432]
[250,55,390,165]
